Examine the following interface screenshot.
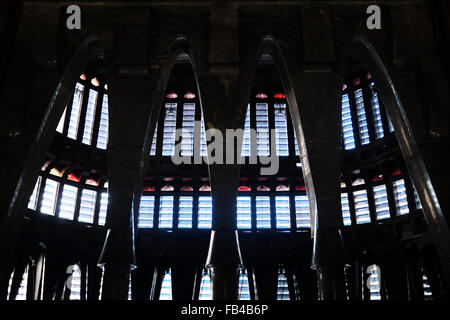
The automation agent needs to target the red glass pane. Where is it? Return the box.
[273,92,286,99]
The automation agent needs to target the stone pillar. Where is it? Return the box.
[98,71,154,299]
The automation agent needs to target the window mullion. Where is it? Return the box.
[270,190,276,231]
[153,189,161,229]
[173,189,180,230]
[73,178,85,222]
[268,101,275,157]
[192,187,199,231]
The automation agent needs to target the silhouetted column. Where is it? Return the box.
[98,72,154,299]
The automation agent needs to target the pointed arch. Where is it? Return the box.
[347,35,450,290]
[254,35,318,245]
[0,36,105,288]
[133,34,209,227]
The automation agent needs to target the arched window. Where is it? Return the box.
[56,74,109,150]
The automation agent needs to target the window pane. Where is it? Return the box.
[98,192,108,226]
[413,185,422,210]
[181,103,195,156]
[79,189,97,223]
[200,113,207,156]
[159,196,174,228]
[162,103,177,156]
[40,179,59,216]
[28,176,42,210]
[237,196,251,229]
[178,196,193,228]
[355,89,370,145]
[275,196,290,229]
[238,271,250,300]
[8,266,28,300]
[367,265,381,300]
[256,103,270,156]
[198,196,212,229]
[353,190,370,224]
[159,269,172,300]
[67,83,85,140]
[393,179,409,215]
[82,89,98,145]
[369,83,384,139]
[199,271,212,300]
[341,94,356,150]
[295,195,310,228]
[256,196,271,229]
[341,193,352,226]
[277,268,290,300]
[274,103,289,156]
[69,264,81,300]
[56,108,66,133]
[138,195,155,228]
[58,184,78,220]
[96,94,109,150]
[241,104,251,157]
[150,120,158,156]
[373,185,390,220]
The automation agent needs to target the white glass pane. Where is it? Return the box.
[69,264,81,300]
[256,196,271,229]
[341,193,352,226]
[28,176,42,210]
[369,83,384,139]
[67,83,85,140]
[162,103,177,156]
[353,190,371,224]
[373,185,390,220]
[198,196,212,229]
[40,179,59,216]
[199,272,212,300]
[82,89,98,145]
[200,113,207,157]
[256,103,270,156]
[150,121,158,156]
[277,269,290,300]
[355,89,370,145]
[78,189,96,224]
[241,104,251,157]
[393,179,409,215]
[342,94,356,150]
[275,196,290,229]
[368,265,381,300]
[159,269,172,300]
[274,103,289,156]
[181,103,195,156]
[96,94,109,150]
[238,272,250,300]
[237,196,251,229]
[56,108,66,133]
[138,195,155,228]
[178,196,193,229]
[7,266,28,300]
[58,184,78,220]
[159,196,173,228]
[98,192,108,226]
[295,195,310,228]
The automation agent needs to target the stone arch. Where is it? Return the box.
[0,35,105,292]
[347,35,450,292]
